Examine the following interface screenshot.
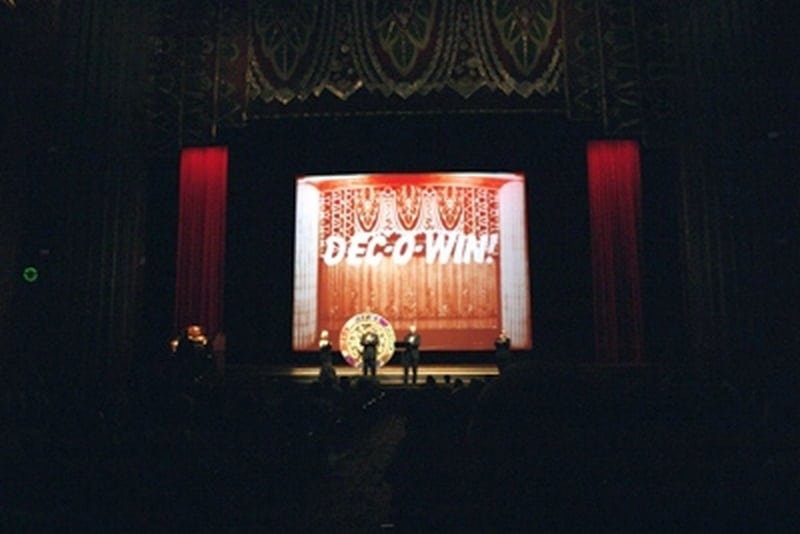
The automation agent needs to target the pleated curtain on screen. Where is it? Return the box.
[174,146,228,339]
[587,140,643,364]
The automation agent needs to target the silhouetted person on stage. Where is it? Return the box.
[402,324,421,385]
[494,328,511,373]
[360,330,379,377]
[174,324,215,386]
[318,329,336,384]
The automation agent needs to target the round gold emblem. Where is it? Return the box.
[339,312,396,368]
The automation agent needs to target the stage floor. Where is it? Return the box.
[224,363,499,386]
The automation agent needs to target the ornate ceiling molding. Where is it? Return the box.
[144,0,672,151]
[247,0,564,104]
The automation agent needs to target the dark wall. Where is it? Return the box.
[640,147,685,364]
[141,156,181,360]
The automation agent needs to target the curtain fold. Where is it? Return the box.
[293,182,320,347]
[588,140,643,364]
[499,180,532,348]
[175,146,228,339]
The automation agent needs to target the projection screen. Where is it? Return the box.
[293,172,532,355]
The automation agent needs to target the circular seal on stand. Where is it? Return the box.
[339,312,396,368]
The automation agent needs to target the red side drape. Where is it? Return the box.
[175,146,228,338]
[587,140,643,364]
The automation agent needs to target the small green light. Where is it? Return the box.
[22,266,39,283]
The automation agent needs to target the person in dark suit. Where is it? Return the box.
[360,330,379,377]
[494,328,511,373]
[402,324,421,385]
[174,324,215,385]
[318,329,336,384]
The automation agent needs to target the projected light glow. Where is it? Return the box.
[293,172,532,353]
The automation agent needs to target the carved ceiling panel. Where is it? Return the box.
[142,0,671,151]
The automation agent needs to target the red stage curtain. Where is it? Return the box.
[587,140,643,364]
[175,146,228,339]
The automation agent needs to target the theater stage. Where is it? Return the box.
[223,362,499,386]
